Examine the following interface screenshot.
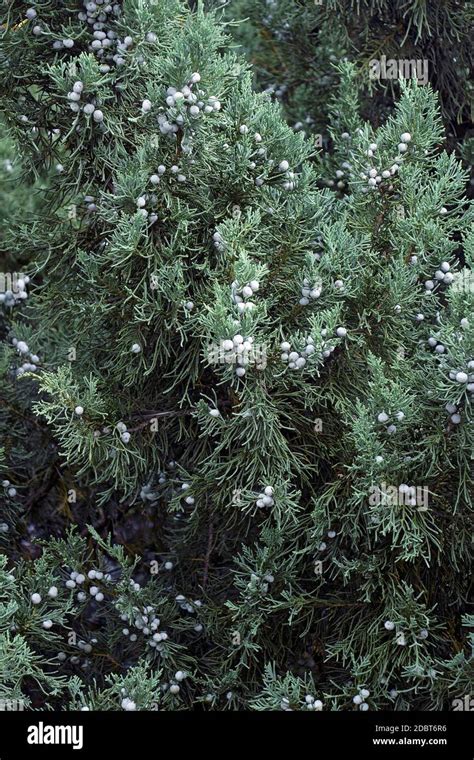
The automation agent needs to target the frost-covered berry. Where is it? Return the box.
[131,343,141,353]
[93,109,104,122]
[169,684,180,694]
[278,160,289,172]
[455,372,468,384]
[31,593,42,604]
[121,432,131,443]
[384,620,395,630]
[400,133,411,143]
[48,586,58,598]
[239,125,249,135]
[141,99,152,113]
[42,619,53,629]
[336,327,347,338]
[74,406,84,416]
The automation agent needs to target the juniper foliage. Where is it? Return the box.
[221,0,474,183]
[0,0,472,711]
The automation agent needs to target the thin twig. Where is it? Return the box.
[202,521,214,589]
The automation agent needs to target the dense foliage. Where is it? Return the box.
[0,0,472,711]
